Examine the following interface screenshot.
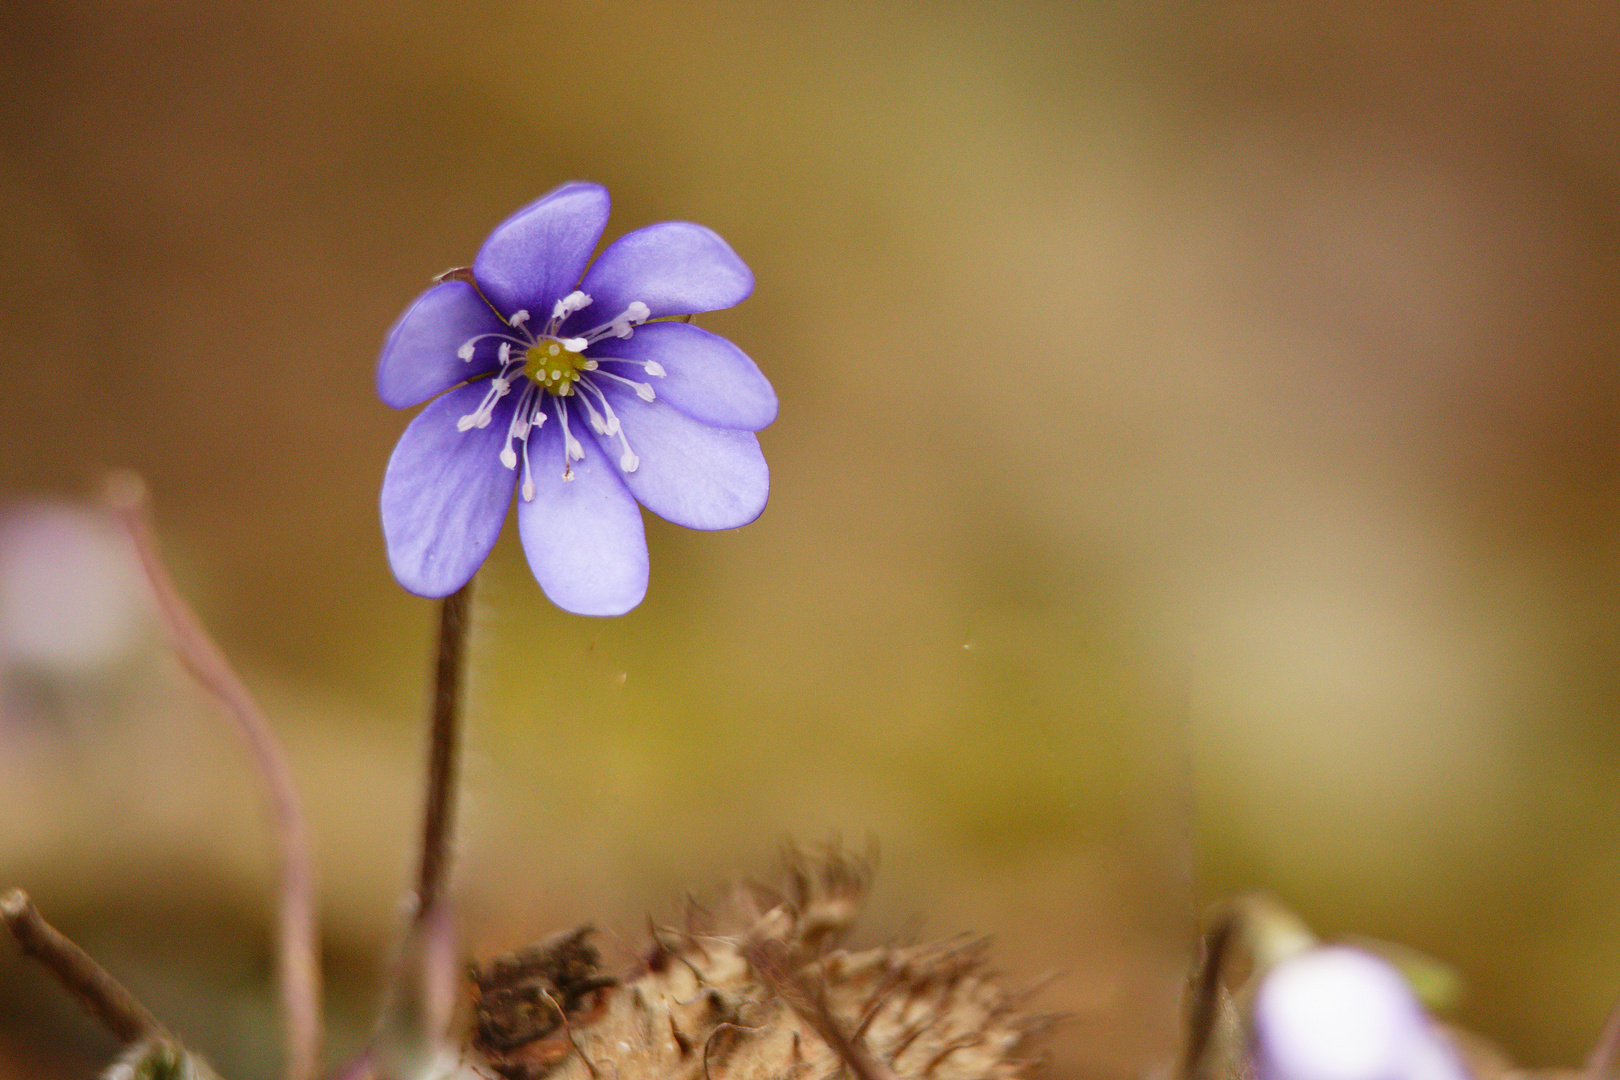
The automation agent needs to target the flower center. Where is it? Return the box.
[523,338,593,396]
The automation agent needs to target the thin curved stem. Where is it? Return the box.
[107,473,321,1080]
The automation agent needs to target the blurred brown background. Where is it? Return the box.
[0,0,1617,1077]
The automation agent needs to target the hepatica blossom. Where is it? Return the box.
[378,183,776,616]
[1254,948,1469,1080]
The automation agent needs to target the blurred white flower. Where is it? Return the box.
[1254,947,1469,1080]
[0,502,145,676]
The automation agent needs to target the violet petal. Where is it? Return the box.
[377,281,511,408]
[474,182,611,319]
[381,381,516,597]
[517,403,649,616]
[589,322,777,432]
[591,383,769,530]
[570,221,753,327]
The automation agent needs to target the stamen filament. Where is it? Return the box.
[578,378,622,436]
[580,377,638,472]
[593,369,657,402]
[581,301,651,344]
[554,398,582,481]
[574,387,611,436]
[594,356,667,377]
[456,331,531,362]
[499,384,537,469]
[545,291,592,336]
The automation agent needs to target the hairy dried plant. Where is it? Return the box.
[462,850,1055,1080]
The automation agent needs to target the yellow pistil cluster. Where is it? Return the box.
[524,339,594,396]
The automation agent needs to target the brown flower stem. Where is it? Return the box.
[416,584,471,932]
[1,889,164,1045]
[410,583,473,1042]
[106,473,321,1080]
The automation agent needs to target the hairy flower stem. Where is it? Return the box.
[106,473,321,1080]
[374,581,473,1077]
[1,888,164,1045]
[414,583,472,1034]
[416,583,471,934]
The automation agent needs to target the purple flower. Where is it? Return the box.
[1253,948,1469,1080]
[377,183,775,616]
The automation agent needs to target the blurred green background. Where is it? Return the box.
[0,0,1617,1077]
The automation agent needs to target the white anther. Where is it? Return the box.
[552,291,592,319]
[500,446,517,469]
[457,341,475,361]
[491,377,510,392]
[560,336,589,351]
[509,310,530,328]
[620,451,640,472]
[566,435,584,460]
[583,301,654,343]
[522,478,535,500]
[644,361,666,377]
[498,342,511,363]
[582,359,598,370]
[456,415,477,432]
[635,382,655,402]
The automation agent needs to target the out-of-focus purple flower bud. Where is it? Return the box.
[1254,947,1469,1080]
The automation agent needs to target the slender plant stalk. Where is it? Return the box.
[412,583,473,1043]
[106,474,321,1080]
[1,888,164,1045]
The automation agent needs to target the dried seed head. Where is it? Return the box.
[462,849,1050,1080]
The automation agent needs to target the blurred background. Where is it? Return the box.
[0,0,1617,1077]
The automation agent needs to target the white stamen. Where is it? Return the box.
[455,331,530,361]
[546,291,593,336]
[595,369,656,401]
[579,379,623,436]
[555,397,585,466]
[582,359,598,370]
[594,356,667,377]
[581,300,652,343]
[552,398,576,481]
[498,342,511,363]
[519,412,537,501]
[499,385,537,470]
[576,391,610,435]
[580,378,639,472]
[560,336,589,351]
[508,309,530,329]
[456,367,515,431]
[551,291,591,320]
